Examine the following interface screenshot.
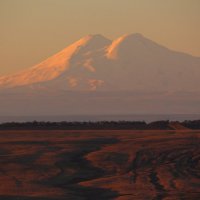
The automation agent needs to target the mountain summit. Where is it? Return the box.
[0,34,111,89]
[0,33,200,91]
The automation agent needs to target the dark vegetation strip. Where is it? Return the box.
[182,120,200,129]
[1,119,199,130]
[0,120,176,130]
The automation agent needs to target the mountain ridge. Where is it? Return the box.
[0,33,200,92]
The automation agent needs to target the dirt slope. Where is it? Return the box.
[0,130,199,200]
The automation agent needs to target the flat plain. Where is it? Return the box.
[0,130,199,200]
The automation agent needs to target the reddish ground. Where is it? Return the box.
[0,130,199,200]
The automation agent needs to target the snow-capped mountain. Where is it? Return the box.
[0,33,200,116]
[0,34,111,90]
[1,33,200,92]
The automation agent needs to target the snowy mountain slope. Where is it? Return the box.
[105,33,200,91]
[0,34,111,89]
[0,33,200,92]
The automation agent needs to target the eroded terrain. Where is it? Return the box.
[0,130,199,199]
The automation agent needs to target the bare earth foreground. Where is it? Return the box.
[0,130,199,200]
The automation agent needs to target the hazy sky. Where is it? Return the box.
[1,0,200,75]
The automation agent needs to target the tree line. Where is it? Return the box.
[0,120,199,130]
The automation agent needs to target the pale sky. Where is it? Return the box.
[1,0,200,75]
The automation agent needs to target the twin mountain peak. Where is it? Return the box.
[0,33,200,92]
